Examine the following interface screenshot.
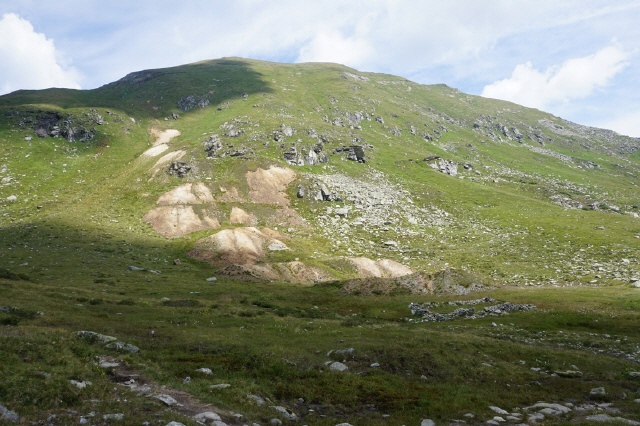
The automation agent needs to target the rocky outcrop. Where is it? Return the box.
[425,157,458,176]
[177,94,209,111]
[283,146,328,166]
[334,145,367,162]
[168,161,191,178]
[203,134,223,157]
[7,109,101,142]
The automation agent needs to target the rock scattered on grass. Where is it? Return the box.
[154,394,180,406]
[194,411,222,423]
[328,361,348,372]
[269,406,298,421]
[0,405,19,423]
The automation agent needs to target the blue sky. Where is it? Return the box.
[1,0,639,137]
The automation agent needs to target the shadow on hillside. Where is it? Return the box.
[0,58,273,119]
[0,218,210,287]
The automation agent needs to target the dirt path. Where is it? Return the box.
[100,356,245,425]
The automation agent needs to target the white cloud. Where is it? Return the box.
[0,13,81,94]
[481,44,631,109]
[297,29,374,66]
[599,111,640,138]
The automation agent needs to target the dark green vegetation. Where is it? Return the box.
[1,58,639,424]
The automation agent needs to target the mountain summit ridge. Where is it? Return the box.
[1,57,639,287]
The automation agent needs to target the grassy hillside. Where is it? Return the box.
[1,58,639,425]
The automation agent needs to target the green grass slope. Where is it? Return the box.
[1,57,639,425]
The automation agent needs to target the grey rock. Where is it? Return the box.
[209,383,231,389]
[282,125,294,137]
[76,331,118,344]
[177,94,209,111]
[590,387,606,397]
[97,357,121,369]
[555,370,582,378]
[629,372,640,378]
[128,265,147,272]
[333,347,355,356]
[103,413,124,421]
[70,379,92,389]
[196,367,213,375]
[206,277,218,283]
[527,403,571,414]
[194,411,222,423]
[204,135,223,157]
[155,394,180,406]
[0,405,19,423]
[105,341,140,354]
[539,407,562,416]
[329,361,348,372]
[528,412,545,422]
[6,195,17,202]
[420,420,436,426]
[168,161,191,178]
[585,414,640,425]
[269,419,283,426]
[489,406,509,415]
[247,394,266,406]
[166,422,186,426]
[269,406,298,420]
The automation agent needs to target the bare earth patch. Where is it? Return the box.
[144,183,220,238]
[230,206,257,225]
[142,129,181,157]
[103,356,244,425]
[157,183,215,205]
[189,227,288,265]
[246,166,297,206]
[347,257,414,278]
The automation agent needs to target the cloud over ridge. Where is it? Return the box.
[0,13,81,94]
[481,44,631,110]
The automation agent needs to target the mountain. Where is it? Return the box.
[1,58,640,425]
[2,57,638,286]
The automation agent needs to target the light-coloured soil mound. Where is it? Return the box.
[190,227,288,265]
[151,129,181,145]
[142,144,169,157]
[143,206,220,238]
[246,166,297,206]
[157,183,214,205]
[212,261,331,284]
[229,207,257,225]
[142,129,180,157]
[144,183,220,237]
[347,257,414,278]
[274,261,330,284]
